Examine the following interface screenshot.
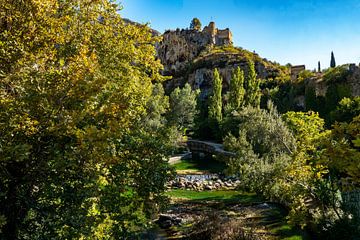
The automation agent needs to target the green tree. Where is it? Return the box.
[244,60,261,107]
[318,61,321,72]
[0,1,172,238]
[323,65,350,83]
[323,115,360,189]
[190,17,202,31]
[305,86,318,111]
[208,68,223,134]
[330,51,336,68]
[297,70,315,82]
[224,102,296,192]
[226,67,245,112]
[325,84,351,125]
[225,106,333,228]
[282,111,329,153]
[143,83,169,130]
[281,111,331,227]
[330,97,360,124]
[167,83,200,132]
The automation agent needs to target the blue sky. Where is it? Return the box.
[119,0,360,70]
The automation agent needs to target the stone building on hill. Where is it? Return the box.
[202,22,233,46]
[290,65,305,81]
[157,22,233,75]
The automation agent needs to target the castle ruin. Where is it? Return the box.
[157,22,233,75]
[290,65,305,81]
[202,22,233,46]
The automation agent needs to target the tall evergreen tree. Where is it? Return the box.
[227,67,245,111]
[244,60,261,107]
[190,18,202,31]
[209,68,223,125]
[318,61,321,72]
[330,51,336,68]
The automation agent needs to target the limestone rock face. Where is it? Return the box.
[157,22,232,75]
[157,29,211,74]
[163,52,280,99]
[156,21,284,97]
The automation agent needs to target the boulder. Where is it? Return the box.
[156,214,182,229]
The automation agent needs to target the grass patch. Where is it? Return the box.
[260,206,311,240]
[172,157,225,174]
[166,189,262,203]
[166,190,310,239]
[271,223,310,240]
[269,222,311,240]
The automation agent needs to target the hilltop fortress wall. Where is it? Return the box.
[157,22,233,74]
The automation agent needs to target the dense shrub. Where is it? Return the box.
[325,84,352,119]
[323,115,360,188]
[323,65,350,83]
[330,97,360,124]
[224,106,337,227]
[317,205,360,240]
[223,103,296,194]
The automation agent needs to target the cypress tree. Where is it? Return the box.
[227,67,245,111]
[318,61,321,72]
[330,51,336,68]
[209,68,223,124]
[245,60,261,107]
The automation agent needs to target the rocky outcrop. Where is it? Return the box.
[156,22,286,97]
[157,22,232,75]
[163,51,283,98]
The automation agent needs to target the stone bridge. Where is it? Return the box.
[187,140,236,159]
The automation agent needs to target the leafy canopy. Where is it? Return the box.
[0,0,172,238]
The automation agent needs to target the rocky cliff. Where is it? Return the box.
[156,22,288,98]
[157,22,232,75]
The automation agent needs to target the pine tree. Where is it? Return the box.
[209,68,223,124]
[244,60,261,107]
[330,51,336,68]
[190,18,202,31]
[227,67,245,111]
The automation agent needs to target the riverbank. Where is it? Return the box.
[152,157,311,239]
